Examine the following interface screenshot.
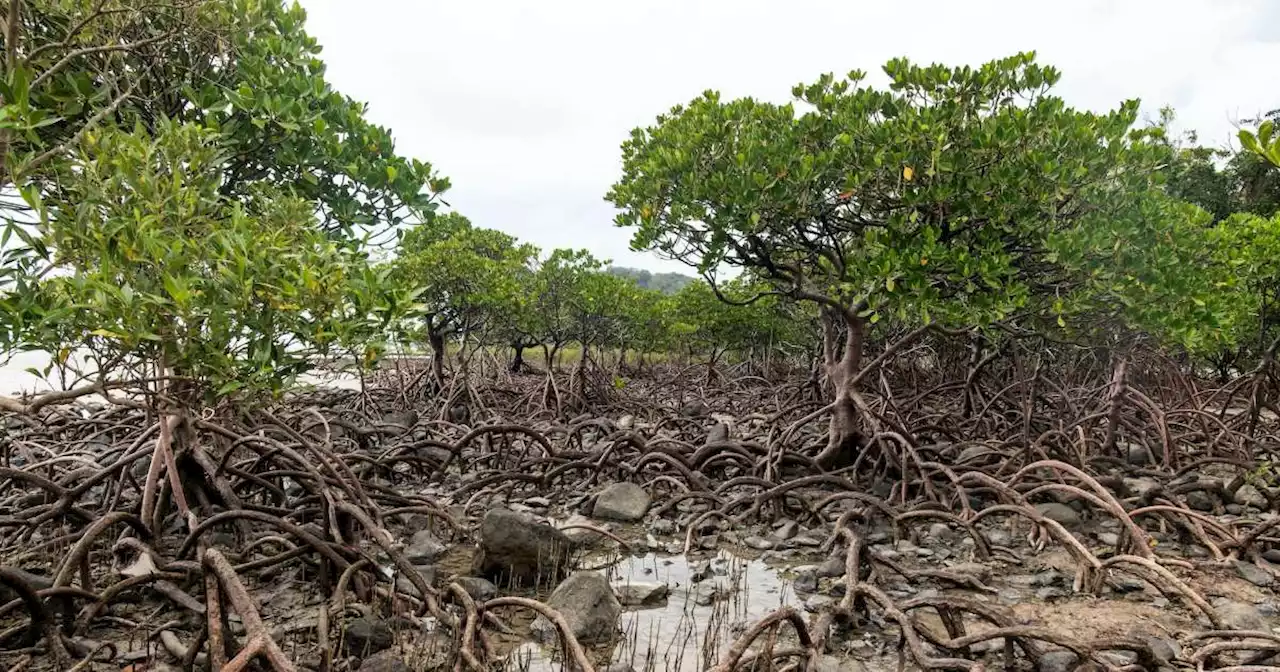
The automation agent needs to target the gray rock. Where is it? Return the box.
[1097,532,1120,546]
[1235,485,1268,508]
[524,496,551,508]
[592,483,651,522]
[471,508,572,587]
[813,655,869,672]
[1141,635,1181,665]
[691,581,718,606]
[1126,443,1154,466]
[394,565,435,598]
[928,523,954,540]
[1035,587,1067,601]
[706,422,730,444]
[1235,560,1274,587]
[649,518,677,536]
[986,529,1013,546]
[773,520,800,541]
[1035,503,1081,526]
[405,530,447,564]
[561,514,610,548]
[1216,600,1267,631]
[357,650,409,672]
[744,536,775,551]
[452,576,497,602]
[804,594,835,612]
[1227,504,1246,515]
[343,617,394,657]
[794,569,819,593]
[532,572,621,644]
[1031,571,1064,588]
[1263,549,1280,564]
[679,400,709,417]
[948,563,992,582]
[1108,577,1146,593]
[1036,650,1078,672]
[791,534,824,547]
[699,534,719,550]
[818,557,846,578]
[1186,491,1216,512]
[617,415,635,430]
[1124,477,1161,500]
[614,582,669,606]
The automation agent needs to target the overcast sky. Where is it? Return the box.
[297,0,1279,274]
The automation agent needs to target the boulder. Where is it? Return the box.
[532,572,621,644]
[342,617,394,658]
[1034,502,1081,526]
[592,483,651,522]
[561,514,611,548]
[471,508,572,587]
[1235,560,1274,587]
[451,576,498,602]
[405,531,447,564]
[743,536,775,551]
[1216,600,1267,631]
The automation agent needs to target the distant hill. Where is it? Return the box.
[608,266,695,294]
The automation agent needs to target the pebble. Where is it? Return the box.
[649,518,677,536]
[791,534,824,547]
[1035,587,1067,601]
[772,520,800,540]
[817,557,846,578]
[793,569,819,593]
[524,497,551,508]
[1036,650,1078,672]
[803,594,835,612]
[614,582,670,606]
[1262,549,1280,564]
[1035,502,1081,526]
[928,523,954,540]
[1235,560,1274,587]
[1097,532,1120,546]
[743,536,775,551]
[691,581,718,606]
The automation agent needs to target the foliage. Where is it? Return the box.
[608,53,1181,336]
[669,280,805,361]
[607,266,694,294]
[0,121,406,402]
[1,0,447,234]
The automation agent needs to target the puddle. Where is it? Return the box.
[503,550,800,671]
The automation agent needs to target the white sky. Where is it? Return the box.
[297,0,1280,275]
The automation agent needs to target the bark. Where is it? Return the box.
[815,309,865,470]
[510,342,526,373]
[428,330,446,389]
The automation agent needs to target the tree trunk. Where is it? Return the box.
[510,342,526,373]
[428,331,446,388]
[815,309,865,470]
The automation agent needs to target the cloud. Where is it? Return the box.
[299,0,1280,273]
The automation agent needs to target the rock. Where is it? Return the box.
[794,569,819,593]
[452,576,497,602]
[472,508,572,587]
[1035,503,1081,526]
[603,663,637,672]
[791,534,823,547]
[1036,650,1078,672]
[381,410,417,435]
[1031,571,1064,588]
[561,514,610,548]
[614,582,669,606]
[405,531,447,564]
[895,539,919,553]
[1235,560,1274,587]
[699,534,719,550]
[357,650,409,672]
[691,581,718,606]
[617,415,635,430]
[525,496,551,508]
[706,422,730,444]
[804,594,835,612]
[1216,600,1267,631]
[1125,443,1154,466]
[592,483,651,522]
[394,565,435,598]
[447,404,470,424]
[773,520,800,541]
[1035,587,1067,601]
[818,557,846,578]
[649,518,677,536]
[679,400,709,417]
[343,617,394,657]
[986,529,1013,546]
[1124,477,1161,500]
[948,563,992,583]
[744,536,775,551]
[928,523,954,540]
[1186,491,1215,512]
[813,655,870,672]
[1263,549,1280,564]
[1140,635,1181,665]
[1236,485,1268,508]
[1227,504,1246,515]
[1108,577,1146,593]
[532,572,621,644]
[1097,532,1120,546]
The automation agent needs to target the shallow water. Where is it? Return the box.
[505,550,800,671]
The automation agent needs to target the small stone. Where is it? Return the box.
[1140,635,1180,665]
[1124,477,1161,500]
[948,563,992,582]
[928,523,954,540]
[1151,597,1170,609]
[818,557,846,578]
[1186,491,1216,512]
[1035,503,1081,526]
[452,576,497,602]
[692,581,718,606]
[699,534,719,550]
[875,548,901,561]
[649,519,677,536]
[524,497,551,508]
[986,529,1013,546]
[1235,560,1274,587]
[1125,443,1153,466]
[804,594,835,612]
[617,415,634,430]
[1031,571,1064,588]
[357,650,409,672]
[405,531,447,564]
[1263,549,1280,564]
[1035,587,1067,601]
[614,582,669,606]
[773,520,800,541]
[1037,650,1078,672]
[395,565,435,598]
[1236,484,1268,508]
[561,514,610,548]
[791,534,823,547]
[1100,651,1138,667]
[343,618,395,657]
[794,569,819,593]
[1108,577,1146,593]
[744,536,775,551]
[1227,504,1246,515]
[1097,532,1120,546]
[895,539,919,553]
[915,548,934,558]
